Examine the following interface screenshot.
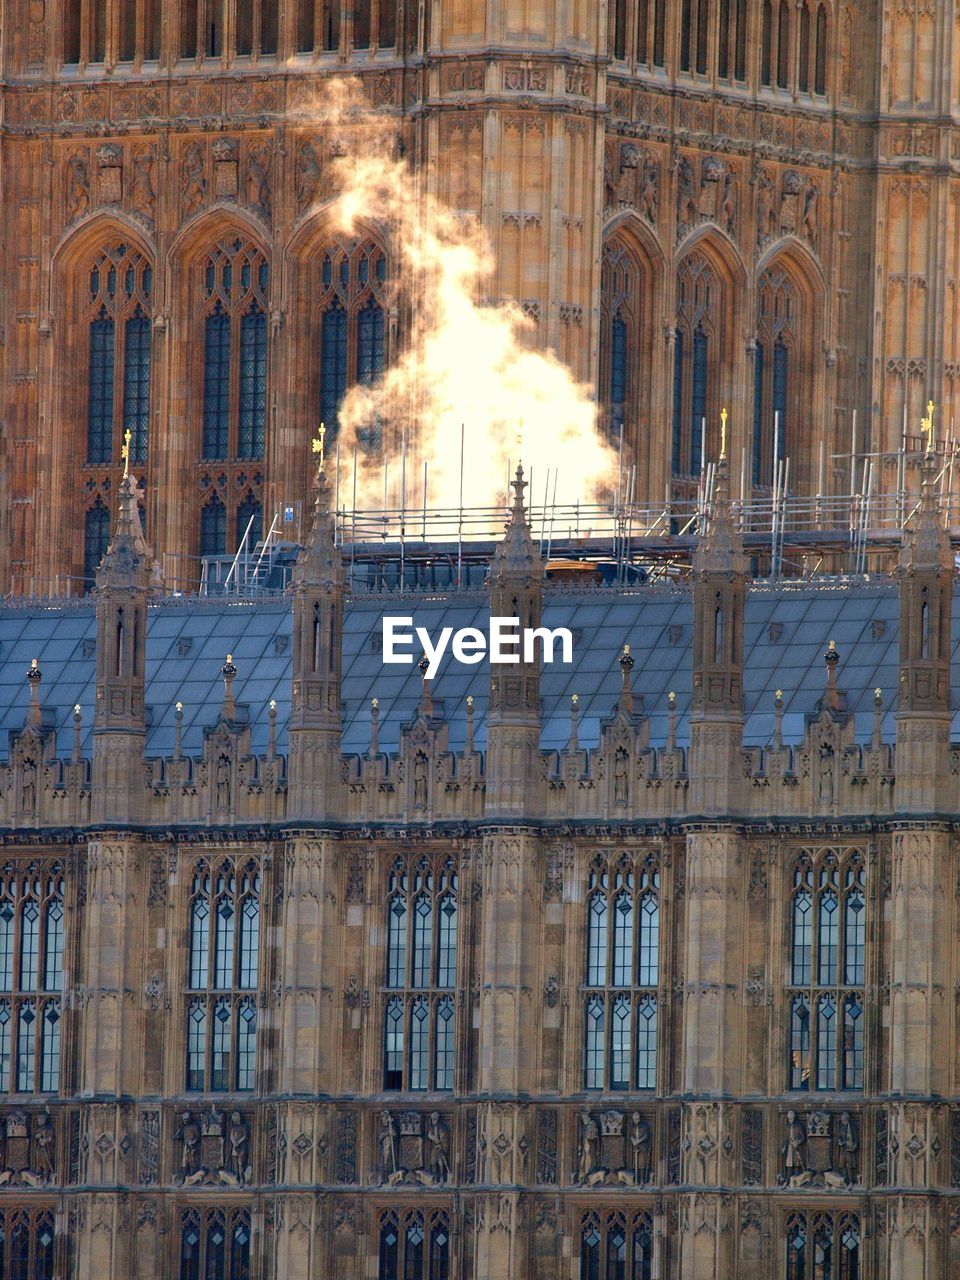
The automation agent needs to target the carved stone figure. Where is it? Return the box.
[247,144,272,220]
[176,1111,201,1180]
[818,743,834,807]
[603,146,617,210]
[836,1111,858,1185]
[130,149,156,222]
[182,143,206,215]
[782,1110,807,1180]
[617,145,639,208]
[578,1110,599,1182]
[296,138,322,210]
[677,157,698,230]
[228,1111,250,1185]
[631,1111,651,1184]
[756,168,776,245]
[33,1108,55,1183]
[427,1112,450,1184]
[379,1110,398,1180]
[614,746,629,807]
[802,181,820,247]
[721,170,737,236]
[413,751,428,810]
[21,760,36,815]
[638,156,659,224]
[66,153,90,221]
[216,755,231,810]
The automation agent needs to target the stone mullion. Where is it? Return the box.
[277,837,334,1095]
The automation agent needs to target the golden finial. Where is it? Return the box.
[176,701,183,713]
[121,428,132,478]
[572,693,579,706]
[776,689,783,701]
[74,704,81,716]
[30,658,38,671]
[923,401,935,454]
[312,422,327,468]
[623,643,631,656]
[371,697,379,710]
[466,695,474,710]
[720,407,728,462]
[269,699,277,712]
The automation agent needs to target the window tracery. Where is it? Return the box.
[600,237,647,447]
[186,859,261,1093]
[788,850,865,1092]
[785,1212,860,1280]
[378,1210,450,1280]
[0,1208,56,1280]
[0,862,64,1094]
[580,1210,653,1280]
[178,1206,251,1280]
[383,856,458,1093]
[584,854,660,1092]
[673,252,723,479]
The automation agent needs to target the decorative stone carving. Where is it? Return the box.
[378,1109,398,1181]
[631,1112,652,1184]
[802,180,820,247]
[576,1109,646,1186]
[836,1111,858,1186]
[96,143,123,205]
[182,142,206,215]
[246,142,272,221]
[577,1110,599,1183]
[638,153,659,224]
[212,137,240,198]
[756,166,776,245]
[129,147,156,224]
[780,1109,808,1185]
[427,1112,450,1184]
[295,138,322,211]
[66,152,90,222]
[0,1109,55,1186]
[175,1106,251,1186]
[677,156,698,233]
[379,1109,449,1186]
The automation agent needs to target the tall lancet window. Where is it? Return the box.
[317,238,389,449]
[186,859,261,1092]
[788,852,866,1092]
[0,863,65,1093]
[673,252,722,479]
[754,266,800,487]
[600,235,647,448]
[584,856,659,1092]
[383,857,458,1092]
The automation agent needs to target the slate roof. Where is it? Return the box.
[0,578,917,761]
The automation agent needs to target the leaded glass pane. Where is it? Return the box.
[412,895,432,989]
[436,895,457,989]
[320,303,348,431]
[387,896,406,989]
[384,997,404,1089]
[41,1003,60,1091]
[638,894,659,987]
[409,998,429,1090]
[16,1001,35,1091]
[123,309,151,463]
[237,307,267,459]
[43,900,63,993]
[612,893,633,988]
[237,998,257,1091]
[87,310,116,464]
[816,994,836,1090]
[190,896,210,989]
[19,901,39,991]
[203,307,231,460]
[84,501,111,589]
[211,997,232,1091]
[585,996,605,1089]
[636,995,657,1090]
[187,1000,206,1092]
[435,996,454,1091]
[587,893,607,986]
[239,895,259,990]
[611,994,631,1090]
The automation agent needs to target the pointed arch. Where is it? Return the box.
[42,215,158,594]
[672,231,744,484]
[600,214,664,492]
[753,240,825,496]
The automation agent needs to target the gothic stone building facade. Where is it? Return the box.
[0,454,954,1279]
[1,0,958,593]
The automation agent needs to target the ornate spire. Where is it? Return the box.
[294,466,345,591]
[692,455,747,578]
[489,464,544,587]
[96,471,151,588]
[901,447,951,572]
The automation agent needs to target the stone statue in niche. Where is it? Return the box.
[802,181,820,247]
[721,170,737,237]
[427,1112,451,1184]
[637,154,658,225]
[228,1111,251,1186]
[181,143,206,215]
[614,746,629,807]
[677,156,698,231]
[818,743,835,807]
[379,1110,398,1181]
[21,760,36,816]
[413,751,428,810]
[756,167,776,245]
[0,1109,55,1186]
[33,1108,55,1183]
[781,1110,807,1184]
[617,144,640,208]
[836,1111,858,1186]
[631,1112,652,1184]
[129,148,156,222]
[295,138,322,211]
[577,1110,599,1183]
[176,1111,201,1181]
[246,144,272,220]
[216,755,231,811]
[699,156,723,221]
[603,145,617,210]
[66,153,90,221]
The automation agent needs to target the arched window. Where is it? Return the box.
[799,3,811,91]
[610,0,627,59]
[82,244,153,468]
[83,499,111,589]
[754,266,801,487]
[815,5,828,95]
[383,858,458,1091]
[787,852,866,1092]
[761,0,773,84]
[0,864,64,1094]
[777,0,791,88]
[679,0,711,75]
[378,1211,449,1280]
[600,236,647,447]
[580,1212,653,1280]
[185,860,261,1092]
[235,494,263,551]
[200,494,227,558]
[317,238,389,449]
[674,251,725,479]
[786,1214,806,1280]
[179,1207,250,1280]
[0,1209,56,1280]
[584,857,659,1091]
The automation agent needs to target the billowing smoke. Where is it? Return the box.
[308,80,617,514]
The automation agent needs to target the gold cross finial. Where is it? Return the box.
[720,407,728,462]
[121,429,132,478]
[312,422,326,468]
[924,401,935,453]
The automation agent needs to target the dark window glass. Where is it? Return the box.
[203,307,231,460]
[120,0,137,60]
[691,327,708,475]
[719,0,730,77]
[236,496,262,549]
[815,4,828,94]
[680,0,692,71]
[799,3,811,91]
[237,306,267,459]
[320,302,349,431]
[87,310,116,464]
[653,0,665,65]
[610,310,627,442]
[123,309,151,463]
[778,0,790,88]
[64,1,82,63]
[84,501,111,588]
[379,0,397,47]
[355,0,371,48]
[261,0,279,53]
[672,329,684,476]
[200,496,227,557]
[761,0,772,84]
